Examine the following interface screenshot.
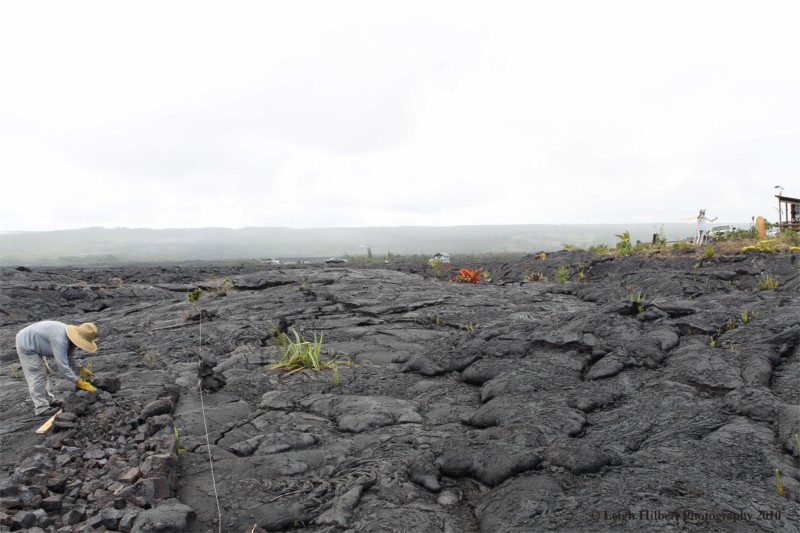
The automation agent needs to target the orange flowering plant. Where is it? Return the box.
[453,268,484,284]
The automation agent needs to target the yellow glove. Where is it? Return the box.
[78,366,94,379]
[76,379,97,392]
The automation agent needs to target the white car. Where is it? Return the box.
[708,225,735,241]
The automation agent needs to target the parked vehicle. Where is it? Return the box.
[708,225,735,241]
[325,258,347,264]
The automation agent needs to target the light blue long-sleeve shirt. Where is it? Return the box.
[15,321,80,382]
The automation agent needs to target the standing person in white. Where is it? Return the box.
[694,209,718,245]
[15,321,98,417]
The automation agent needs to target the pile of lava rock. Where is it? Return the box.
[0,381,196,533]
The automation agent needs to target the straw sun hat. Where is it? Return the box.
[66,322,98,352]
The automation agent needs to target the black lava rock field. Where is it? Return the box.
[1,250,799,532]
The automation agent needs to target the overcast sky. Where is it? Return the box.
[1,1,797,232]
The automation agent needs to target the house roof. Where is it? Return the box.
[776,195,800,203]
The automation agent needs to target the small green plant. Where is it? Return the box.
[704,246,715,258]
[672,241,692,251]
[428,258,443,279]
[187,288,202,303]
[8,366,20,380]
[425,313,443,326]
[625,289,657,315]
[268,328,333,374]
[221,276,233,292]
[173,425,187,454]
[481,270,491,281]
[554,265,570,283]
[269,322,289,354]
[578,271,587,282]
[654,224,668,246]
[615,230,634,256]
[775,468,784,496]
[332,366,339,386]
[464,322,476,332]
[139,351,160,369]
[523,263,546,282]
[757,275,779,290]
[525,271,546,282]
[587,244,610,254]
[626,290,648,303]
[708,318,738,348]
[740,310,755,324]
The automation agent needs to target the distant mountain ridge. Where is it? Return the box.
[0,223,720,266]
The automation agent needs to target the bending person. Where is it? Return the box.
[15,321,98,417]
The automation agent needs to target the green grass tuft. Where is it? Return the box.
[268,328,334,374]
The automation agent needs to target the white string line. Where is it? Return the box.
[187,277,223,533]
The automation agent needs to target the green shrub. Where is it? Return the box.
[554,265,570,283]
[588,244,610,254]
[139,351,160,369]
[615,231,634,256]
[778,229,800,245]
[428,258,446,279]
[704,246,715,258]
[187,288,202,303]
[757,275,779,290]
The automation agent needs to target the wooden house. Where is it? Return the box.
[776,195,800,232]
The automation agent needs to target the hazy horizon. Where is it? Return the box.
[0,219,753,235]
[0,222,731,266]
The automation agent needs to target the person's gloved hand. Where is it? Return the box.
[76,379,97,392]
[78,366,94,379]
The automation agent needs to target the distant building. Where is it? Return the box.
[776,195,800,232]
[432,252,451,264]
